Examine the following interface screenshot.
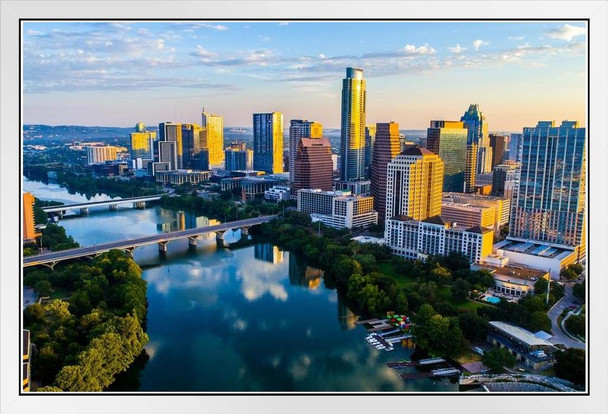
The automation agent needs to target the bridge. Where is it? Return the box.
[42,195,164,216]
[23,215,278,269]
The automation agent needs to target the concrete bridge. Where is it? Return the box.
[42,195,164,216]
[23,215,277,269]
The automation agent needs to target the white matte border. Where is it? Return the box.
[1,1,607,414]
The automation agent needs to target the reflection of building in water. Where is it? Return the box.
[288,254,323,289]
[157,210,216,235]
[254,243,284,264]
[337,300,357,330]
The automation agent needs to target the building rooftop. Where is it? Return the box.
[489,321,555,348]
[389,214,414,222]
[495,238,575,260]
[400,146,435,156]
[476,262,549,282]
[465,225,494,234]
[422,215,447,226]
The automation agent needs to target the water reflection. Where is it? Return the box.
[254,243,284,264]
[288,254,324,290]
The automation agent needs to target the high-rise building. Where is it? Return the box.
[289,119,322,182]
[23,192,40,242]
[370,122,401,222]
[489,133,507,170]
[157,140,177,170]
[492,161,519,200]
[225,142,253,171]
[508,133,523,162]
[509,121,586,260]
[86,146,118,165]
[159,122,183,169]
[181,123,205,169]
[461,104,492,174]
[340,67,366,182]
[201,109,224,168]
[441,192,511,233]
[426,120,468,192]
[385,146,444,222]
[465,143,478,193]
[293,137,333,193]
[364,124,377,174]
[130,123,157,160]
[253,112,284,174]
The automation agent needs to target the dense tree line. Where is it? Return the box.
[554,348,585,386]
[23,250,148,391]
[24,223,80,257]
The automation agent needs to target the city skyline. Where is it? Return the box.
[23,21,587,130]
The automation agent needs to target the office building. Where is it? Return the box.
[157,140,177,170]
[298,189,377,229]
[426,120,468,192]
[492,161,519,200]
[340,67,367,182]
[289,119,322,182]
[253,112,284,174]
[201,109,224,168]
[489,133,507,169]
[225,142,253,171]
[159,122,183,169]
[86,146,118,165]
[130,123,157,160]
[385,146,444,222]
[440,201,495,231]
[293,137,333,193]
[155,169,211,185]
[264,185,292,202]
[465,143,478,193]
[509,121,586,261]
[23,192,40,242]
[442,192,511,231]
[181,123,205,169]
[493,239,578,279]
[385,215,493,263]
[364,124,377,174]
[147,161,171,177]
[508,133,523,162]
[370,122,401,222]
[460,103,492,174]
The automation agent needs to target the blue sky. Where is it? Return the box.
[22,21,587,130]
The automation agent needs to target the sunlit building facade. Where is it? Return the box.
[86,146,118,165]
[159,122,183,169]
[130,122,157,160]
[293,137,333,193]
[289,119,322,182]
[202,109,224,169]
[426,121,467,192]
[460,103,492,174]
[23,192,40,242]
[340,67,367,182]
[253,112,284,174]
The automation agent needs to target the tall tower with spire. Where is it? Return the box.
[461,104,492,174]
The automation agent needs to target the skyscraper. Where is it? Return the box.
[492,161,519,201]
[370,122,401,222]
[86,146,118,165]
[464,143,478,193]
[508,133,523,162]
[340,67,366,182]
[202,109,224,169]
[426,120,468,192]
[157,140,177,170]
[159,122,183,169]
[293,137,333,193]
[253,112,284,174]
[509,121,586,258]
[364,124,377,175]
[384,146,444,221]
[461,104,492,174]
[489,133,507,170]
[225,142,253,171]
[289,119,322,182]
[130,122,157,160]
[181,123,205,169]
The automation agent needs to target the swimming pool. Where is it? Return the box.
[485,296,501,304]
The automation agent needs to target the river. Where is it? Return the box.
[24,178,458,392]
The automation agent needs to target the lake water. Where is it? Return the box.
[24,178,458,392]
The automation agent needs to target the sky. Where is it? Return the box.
[22,21,587,131]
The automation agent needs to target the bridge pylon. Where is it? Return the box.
[188,236,199,247]
[158,241,168,253]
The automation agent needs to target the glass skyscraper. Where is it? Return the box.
[461,104,492,174]
[426,120,468,192]
[253,112,284,174]
[340,67,366,182]
[509,121,586,254]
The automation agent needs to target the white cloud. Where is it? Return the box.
[258,35,271,42]
[191,45,217,58]
[155,39,165,50]
[199,23,228,31]
[508,36,525,41]
[403,44,435,55]
[545,24,586,41]
[448,44,466,53]
[278,22,289,26]
[473,39,489,50]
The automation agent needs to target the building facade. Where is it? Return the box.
[364,124,377,175]
[159,122,183,169]
[253,112,284,174]
[340,67,367,182]
[264,185,291,202]
[297,189,377,229]
[293,137,333,193]
[492,161,519,200]
[181,123,205,170]
[460,103,492,174]
[202,109,224,168]
[225,142,253,171]
[509,121,586,261]
[385,146,444,222]
[130,123,157,160]
[385,215,493,263]
[23,192,40,242]
[288,119,322,182]
[442,192,511,233]
[157,140,177,170]
[465,143,478,193]
[86,146,118,165]
[426,120,468,192]
[370,122,401,223]
[489,133,507,170]
[155,170,211,185]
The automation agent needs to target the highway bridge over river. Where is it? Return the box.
[41,195,164,216]
[23,215,278,269]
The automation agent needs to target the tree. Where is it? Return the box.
[482,347,516,372]
[528,311,551,332]
[565,314,585,338]
[451,279,471,302]
[35,386,63,392]
[534,278,549,295]
[429,264,452,283]
[554,348,585,386]
[560,268,577,281]
[567,263,584,276]
[34,280,52,297]
[458,311,488,341]
[573,283,585,302]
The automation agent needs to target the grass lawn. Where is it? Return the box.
[455,349,483,365]
[438,285,491,311]
[377,262,416,288]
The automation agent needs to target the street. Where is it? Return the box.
[547,282,585,350]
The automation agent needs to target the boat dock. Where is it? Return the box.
[385,334,413,343]
[365,333,394,351]
[398,367,461,380]
[387,357,446,369]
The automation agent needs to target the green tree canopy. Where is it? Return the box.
[482,347,516,372]
[554,348,585,386]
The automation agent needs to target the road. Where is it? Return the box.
[23,215,278,267]
[547,282,585,350]
[41,194,164,213]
